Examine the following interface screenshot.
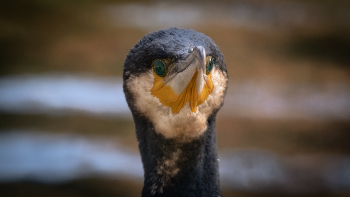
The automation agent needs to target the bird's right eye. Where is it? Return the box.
[153,60,166,77]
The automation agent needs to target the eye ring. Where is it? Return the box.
[152,60,166,77]
[206,57,214,75]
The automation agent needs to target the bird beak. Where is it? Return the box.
[151,46,213,114]
[164,46,207,95]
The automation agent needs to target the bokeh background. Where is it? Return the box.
[1,0,350,196]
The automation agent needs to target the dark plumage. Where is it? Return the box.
[123,28,228,197]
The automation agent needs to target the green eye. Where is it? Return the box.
[153,60,166,77]
[206,57,214,74]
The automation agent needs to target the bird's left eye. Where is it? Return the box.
[153,60,166,77]
[206,57,214,75]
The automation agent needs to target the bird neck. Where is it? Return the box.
[134,115,221,197]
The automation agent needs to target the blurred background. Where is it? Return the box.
[1,0,350,196]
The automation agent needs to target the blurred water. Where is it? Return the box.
[0,73,130,117]
[220,150,350,193]
[0,73,349,120]
[225,81,350,120]
[105,1,349,31]
[0,131,349,193]
[0,131,142,183]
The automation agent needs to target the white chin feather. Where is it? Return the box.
[126,67,227,140]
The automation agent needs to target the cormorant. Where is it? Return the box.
[123,28,228,197]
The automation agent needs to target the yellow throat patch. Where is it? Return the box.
[151,70,214,114]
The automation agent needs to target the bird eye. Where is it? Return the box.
[206,57,214,75]
[153,60,166,77]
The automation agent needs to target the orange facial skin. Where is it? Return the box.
[151,70,213,114]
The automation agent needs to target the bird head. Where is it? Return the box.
[123,28,228,140]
